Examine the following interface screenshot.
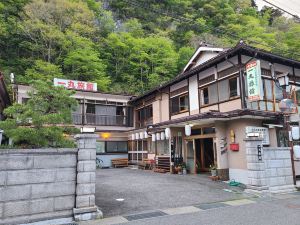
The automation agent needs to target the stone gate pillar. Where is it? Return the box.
[244,137,268,193]
[74,134,103,221]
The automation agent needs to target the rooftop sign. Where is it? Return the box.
[53,78,97,92]
[246,60,263,102]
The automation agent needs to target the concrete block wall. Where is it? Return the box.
[0,148,77,225]
[264,147,295,192]
[245,137,295,194]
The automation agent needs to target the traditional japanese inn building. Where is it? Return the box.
[7,41,300,184]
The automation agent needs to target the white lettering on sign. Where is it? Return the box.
[54,78,97,92]
[245,126,270,145]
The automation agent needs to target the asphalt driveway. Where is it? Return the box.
[95,167,251,218]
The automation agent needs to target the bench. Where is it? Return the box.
[111,158,128,168]
[138,159,155,170]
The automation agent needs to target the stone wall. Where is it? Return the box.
[0,148,77,225]
[245,137,296,194]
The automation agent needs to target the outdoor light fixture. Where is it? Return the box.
[156,133,161,141]
[144,131,148,139]
[80,127,95,133]
[151,134,156,142]
[139,132,144,139]
[276,72,289,88]
[131,133,135,140]
[135,133,139,140]
[165,128,170,139]
[160,132,165,140]
[291,126,300,140]
[101,132,111,139]
[10,73,14,83]
[185,124,192,136]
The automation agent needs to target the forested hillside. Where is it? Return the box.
[0,0,299,94]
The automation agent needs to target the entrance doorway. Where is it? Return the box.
[185,137,215,174]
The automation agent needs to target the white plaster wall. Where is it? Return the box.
[193,52,220,68]
[198,67,215,79]
[170,80,188,92]
[189,75,199,114]
[217,56,238,71]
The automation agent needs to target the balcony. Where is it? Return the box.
[72,113,131,127]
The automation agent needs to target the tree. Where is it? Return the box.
[0,81,78,148]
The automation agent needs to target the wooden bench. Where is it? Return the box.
[111,158,128,168]
[137,159,154,170]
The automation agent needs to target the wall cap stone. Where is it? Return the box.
[244,137,263,141]
[0,148,77,155]
[75,134,98,140]
[264,147,291,151]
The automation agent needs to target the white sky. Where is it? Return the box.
[255,0,300,17]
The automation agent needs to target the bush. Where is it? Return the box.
[0,81,79,148]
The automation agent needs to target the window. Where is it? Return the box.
[229,77,238,97]
[171,94,189,115]
[96,142,105,154]
[106,141,128,153]
[201,88,209,105]
[136,105,153,128]
[96,141,128,154]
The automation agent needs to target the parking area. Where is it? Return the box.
[95,168,252,217]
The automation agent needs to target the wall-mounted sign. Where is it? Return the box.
[54,78,97,92]
[245,126,270,145]
[246,60,263,102]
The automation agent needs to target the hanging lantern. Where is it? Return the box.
[291,126,300,140]
[144,131,148,139]
[156,133,161,141]
[165,128,170,139]
[131,133,135,140]
[185,124,191,136]
[139,132,144,139]
[152,134,156,142]
[294,145,300,159]
[161,132,165,140]
[135,133,139,140]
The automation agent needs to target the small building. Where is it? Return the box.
[14,83,134,168]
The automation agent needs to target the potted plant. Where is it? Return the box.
[182,162,187,175]
[177,164,183,175]
[209,164,217,177]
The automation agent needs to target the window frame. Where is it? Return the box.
[229,77,238,98]
[170,93,189,116]
[96,141,129,154]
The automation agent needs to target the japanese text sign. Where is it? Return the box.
[246,60,262,102]
[53,78,97,92]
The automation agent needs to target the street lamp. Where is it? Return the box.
[277,72,289,87]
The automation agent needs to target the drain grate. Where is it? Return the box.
[124,211,167,221]
[195,202,228,210]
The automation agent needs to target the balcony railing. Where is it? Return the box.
[135,118,153,129]
[72,113,130,127]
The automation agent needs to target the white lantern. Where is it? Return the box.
[185,124,191,136]
[165,128,170,139]
[152,134,156,142]
[0,130,3,145]
[139,132,144,139]
[135,133,139,140]
[161,132,165,140]
[294,145,300,159]
[144,131,148,139]
[131,133,135,140]
[156,133,161,141]
[291,126,300,140]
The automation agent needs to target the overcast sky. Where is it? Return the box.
[255,0,300,17]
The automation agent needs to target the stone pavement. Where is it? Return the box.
[95,168,252,218]
[79,192,300,225]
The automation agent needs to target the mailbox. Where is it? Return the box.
[230,143,239,151]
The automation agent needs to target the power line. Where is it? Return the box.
[261,0,300,20]
[119,0,300,59]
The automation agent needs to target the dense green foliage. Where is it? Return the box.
[0,81,78,148]
[0,0,299,94]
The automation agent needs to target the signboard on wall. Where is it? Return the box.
[246,60,262,102]
[245,126,270,145]
[54,78,97,92]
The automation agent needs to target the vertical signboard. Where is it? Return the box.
[246,60,262,102]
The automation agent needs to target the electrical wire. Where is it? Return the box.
[261,0,300,20]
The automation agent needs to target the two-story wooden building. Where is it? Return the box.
[129,42,300,184]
